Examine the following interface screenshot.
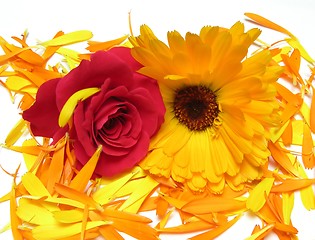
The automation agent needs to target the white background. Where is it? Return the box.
[0,0,315,239]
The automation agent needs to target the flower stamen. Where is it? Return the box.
[173,85,219,131]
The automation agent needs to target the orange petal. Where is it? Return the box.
[54,184,102,211]
[158,220,215,234]
[310,86,315,133]
[15,69,45,87]
[86,35,129,52]
[157,209,173,229]
[189,215,240,240]
[271,178,315,192]
[274,222,298,234]
[182,197,246,214]
[244,13,295,38]
[281,120,292,146]
[138,196,158,212]
[0,42,43,66]
[268,142,300,177]
[281,49,303,84]
[99,225,124,240]
[286,38,315,64]
[41,31,64,61]
[101,208,152,223]
[81,205,89,240]
[69,145,102,192]
[112,219,158,240]
[156,197,169,218]
[47,137,66,194]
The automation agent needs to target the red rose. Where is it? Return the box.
[23,47,165,176]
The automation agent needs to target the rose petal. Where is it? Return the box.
[109,47,143,73]
[73,102,97,156]
[55,50,134,110]
[23,78,63,138]
[95,131,151,176]
[127,85,165,136]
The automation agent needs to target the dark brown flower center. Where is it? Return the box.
[173,85,219,131]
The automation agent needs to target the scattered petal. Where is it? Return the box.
[39,30,93,47]
[58,87,100,127]
[247,178,275,212]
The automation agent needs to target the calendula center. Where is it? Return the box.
[173,85,219,131]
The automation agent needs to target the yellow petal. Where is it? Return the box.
[0,223,11,234]
[39,30,93,47]
[270,120,290,143]
[10,166,23,240]
[297,163,315,210]
[245,224,274,240]
[30,195,85,209]
[53,209,84,223]
[5,119,27,147]
[21,172,51,197]
[5,76,36,94]
[22,139,40,171]
[291,120,315,146]
[113,179,143,198]
[92,168,139,205]
[119,176,159,213]
[56,48,81,69]
[282,192,294,225]
[56,47,80,61]
[300,100,311,127]
[16,198,57,225]
[286,38,315,64]
[246,177,275,212]
[58,87,100,127]
[32,221,109,240]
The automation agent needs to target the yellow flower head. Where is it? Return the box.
[130,22,282,193]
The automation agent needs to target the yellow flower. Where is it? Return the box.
[130,22,282,193]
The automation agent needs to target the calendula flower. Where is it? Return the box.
[130,22,282,192]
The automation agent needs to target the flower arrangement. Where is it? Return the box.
[0,12,314,239]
